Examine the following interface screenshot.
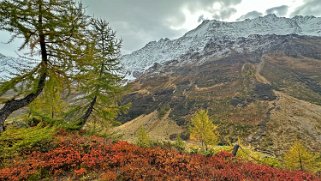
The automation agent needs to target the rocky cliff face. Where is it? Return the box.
[118,15,321,154]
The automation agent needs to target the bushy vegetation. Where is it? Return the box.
[0,125,56,162]
[0,132,319,181]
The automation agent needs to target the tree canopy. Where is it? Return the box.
[283,141,318,172]
[72,19,124,129]
[189,109,219,151]
[0,0,124,131]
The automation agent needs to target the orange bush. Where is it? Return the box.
[0,133,319,181]
[74,168,86,176]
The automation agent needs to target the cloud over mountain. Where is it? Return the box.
[81,0,241,54]
[266,5,288,17]
[237,11,262,21]
[291,0,321,17]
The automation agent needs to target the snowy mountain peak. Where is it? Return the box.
[122,14,321,80]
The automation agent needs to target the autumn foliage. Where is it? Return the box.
[0,131,319,181]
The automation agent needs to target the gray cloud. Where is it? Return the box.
[213,8,237,20]
[198,15,206,23]
[291,0,321,17]
[237,11,263,21]
[266,5,288,17]
[81,0,241,54]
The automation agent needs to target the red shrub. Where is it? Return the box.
[74,168,86,176]
[0,133,319,181]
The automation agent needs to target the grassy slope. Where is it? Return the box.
[118,53,321,154]
[113,110,183,143]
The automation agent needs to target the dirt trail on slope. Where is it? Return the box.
[249,59,278,148]
[255,58,270,84]
[250,58,321,152]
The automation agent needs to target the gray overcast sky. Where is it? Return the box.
[1,0,321,57]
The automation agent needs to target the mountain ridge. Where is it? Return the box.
[121,14,321,80]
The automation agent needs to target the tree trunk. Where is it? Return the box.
[78,96,97,128]
[0,3,48,132]
[0,71,47,132]
[299,151,304,171]
[232,144,240,156]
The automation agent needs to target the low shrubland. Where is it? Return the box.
[0,129,319,181]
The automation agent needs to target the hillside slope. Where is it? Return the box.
[113,110,183,142]
[118,34,321,154]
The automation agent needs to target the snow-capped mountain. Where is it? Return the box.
[121,14,321,80]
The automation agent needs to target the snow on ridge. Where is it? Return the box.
[121,14,321,80]
[1,15,320,82]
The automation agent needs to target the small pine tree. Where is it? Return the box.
[189,109,219,151]
[136,126,151,147]
[174,134,185,152]
[284,141,317,171]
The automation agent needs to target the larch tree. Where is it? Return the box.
[284,141,317,172]
[0,0,88,132]
[189,109,219,151]
[136,126,151,147]
[29,72,68,120]
[71,19,124,129]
